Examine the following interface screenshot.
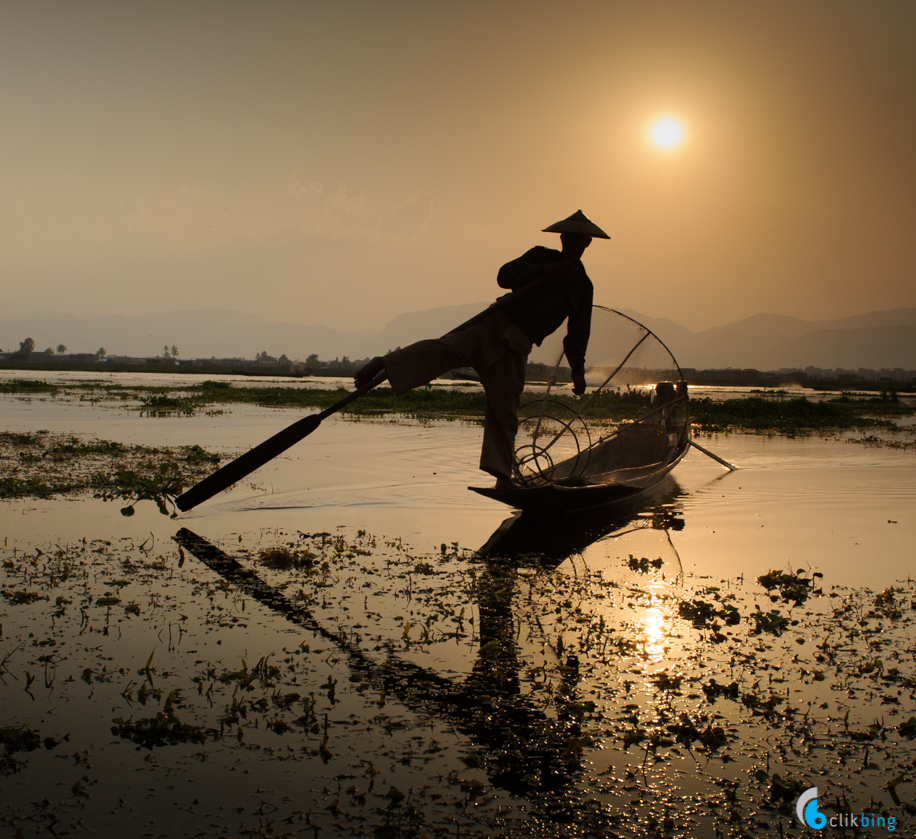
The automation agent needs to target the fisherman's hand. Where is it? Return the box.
[572,373,587,396]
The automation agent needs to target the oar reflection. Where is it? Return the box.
[174,528,588,797]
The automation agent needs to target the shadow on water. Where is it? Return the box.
[174,479,685,810]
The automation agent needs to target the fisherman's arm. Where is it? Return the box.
[563,283,593,396]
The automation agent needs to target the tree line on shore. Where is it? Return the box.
[3,338,188,362]
[3,335,914,389]
[4,337,107,360]
[1,336,377,376]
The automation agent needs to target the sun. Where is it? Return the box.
[650,118,684,149]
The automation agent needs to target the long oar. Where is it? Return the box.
[176,371,387,511]
[689,439,737,471]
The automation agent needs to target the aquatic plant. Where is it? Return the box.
[7,377,913,438]
[0,430,222,509]
[0,528,914,836]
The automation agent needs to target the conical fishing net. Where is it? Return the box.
[515,307,690,488]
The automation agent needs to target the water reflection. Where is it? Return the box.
[641,597,669,664]
[5,372,916,832]
[174,479,685,802]
[478,475,685,560]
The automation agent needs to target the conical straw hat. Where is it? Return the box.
[542,209,610,239]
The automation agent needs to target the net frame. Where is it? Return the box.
[515,307,690,488]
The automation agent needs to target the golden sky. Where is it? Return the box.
[2,0,914,331]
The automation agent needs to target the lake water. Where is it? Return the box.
[2,371,914,589]
[2,371,915,837]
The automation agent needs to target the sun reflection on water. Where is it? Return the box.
[641,591,670,664]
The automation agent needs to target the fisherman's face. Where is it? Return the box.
[560,233,592,258]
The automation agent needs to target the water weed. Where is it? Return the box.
[0,429,222,506]
[0,527,913,837]
[4,377,913,437]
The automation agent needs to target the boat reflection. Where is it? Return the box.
[478,474,685,561]
[462,477,687,795]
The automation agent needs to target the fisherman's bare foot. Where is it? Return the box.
[494,475,518,491]
[354,357,386,388]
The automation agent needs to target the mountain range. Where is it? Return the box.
[2,306,915,372]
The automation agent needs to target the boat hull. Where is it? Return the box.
[470,481,645,513]
[470,435,691,513]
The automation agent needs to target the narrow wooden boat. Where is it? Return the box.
[471,411,690,512]
[470,308,692,513]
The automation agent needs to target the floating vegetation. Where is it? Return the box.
[112,690,211,749]
[757,567,823,605]
[0,527,913,837]
[257,544,316,570]
[4,377,914,439]
[689,394,913,435]
[0,379,59,395]
[0,430,222,510]
[677,590,742,636]
[138,392,215,416]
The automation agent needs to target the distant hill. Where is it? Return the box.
[775,325,916,370]
[2,306,915,371]
[0,305,490,363]
[619,309,916,370]
[365,302,486,355]
[674,310,916,370]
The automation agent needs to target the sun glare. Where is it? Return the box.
[650,118,684,149]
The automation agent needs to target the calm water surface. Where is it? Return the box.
[2,371,914,588]
[2,371,915,837]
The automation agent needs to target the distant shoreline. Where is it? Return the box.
[2,371,914,437]
[1,357,914,393]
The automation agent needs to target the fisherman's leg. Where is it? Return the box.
[372,339,467,396]
[357,317,494,395]
[478,348,527,482]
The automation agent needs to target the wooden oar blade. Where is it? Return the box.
[175,372,387,513]
[176,413,323,511]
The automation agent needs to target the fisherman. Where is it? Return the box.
[354,210,610,488]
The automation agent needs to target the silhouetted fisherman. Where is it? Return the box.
[354,210,610,488]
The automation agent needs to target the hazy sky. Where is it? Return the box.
[3,0,914,332]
